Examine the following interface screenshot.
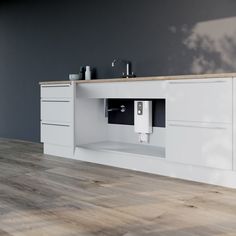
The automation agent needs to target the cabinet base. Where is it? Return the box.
[43,143,74,159]
[74,147,236,189]
[42,144,236,189]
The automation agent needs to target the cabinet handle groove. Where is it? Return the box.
[41,123,70,127]
[41,85,70,88]
[41,100,70,103]
[168,124,226,130]
[169,81,226,84]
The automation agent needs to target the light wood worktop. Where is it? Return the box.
[39,72,236,85]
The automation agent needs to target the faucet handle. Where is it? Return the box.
[131,72,136,78]
[122,72,136,78]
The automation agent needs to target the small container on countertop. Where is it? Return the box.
[85,66,91,80]
[79,66,85,80]
[69,74,79,81]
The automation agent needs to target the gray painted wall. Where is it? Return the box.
[0,0,236,142]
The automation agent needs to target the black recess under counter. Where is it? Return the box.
[107,99,165,128]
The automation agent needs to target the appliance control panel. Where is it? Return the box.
[137,102,143,115]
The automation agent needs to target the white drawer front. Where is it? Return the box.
[41,123,73,146]
[41,100,72,124]
[167,78,232,123]
[166,122,232,170]
[77,81,167,98]
[41,84,72,99]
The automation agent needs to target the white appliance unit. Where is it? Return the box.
[134,100,153,143]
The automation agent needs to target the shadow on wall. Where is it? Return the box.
[170,16,236,74]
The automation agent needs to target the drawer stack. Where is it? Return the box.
[40,83,75,157]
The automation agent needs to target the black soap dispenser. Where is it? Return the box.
[78,66,85,80]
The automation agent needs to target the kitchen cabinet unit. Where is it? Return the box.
[40,73,236,188]
[40,83,75,157]
[166,78,232,170]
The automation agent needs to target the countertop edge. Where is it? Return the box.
[39,73,236,85]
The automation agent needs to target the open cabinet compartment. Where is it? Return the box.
[75,98,166,159]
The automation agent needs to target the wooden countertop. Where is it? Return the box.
[39,72,236,85]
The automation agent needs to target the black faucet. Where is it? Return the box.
[112,59,136,78]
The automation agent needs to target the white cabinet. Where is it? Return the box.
[39,76,236,188]
[167,78,232,123]
[166,121,232,170]
[40,83,75,155]
[166,78,233,170]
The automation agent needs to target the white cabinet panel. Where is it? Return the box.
[41,84,72,99]
[41,100,72,124]
[166,121,232,170]
[233,77,236,170]
[77,81,167,98]
[167,78,232,123]
[41,123,73,146]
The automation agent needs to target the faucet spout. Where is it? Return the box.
[126,62,131,77]
[111,59,135,78]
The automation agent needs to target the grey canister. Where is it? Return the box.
[85,66,91,80]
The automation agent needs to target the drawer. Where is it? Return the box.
[166,121,232,170]
[167,78,232,123]
[41,100,72,124]
[41,84,72,99]
[41,122,73,146]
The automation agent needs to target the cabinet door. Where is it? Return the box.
[167,78,232,123]
[166,121,232,170]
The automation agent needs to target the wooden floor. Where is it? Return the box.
[0,139,236,235]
